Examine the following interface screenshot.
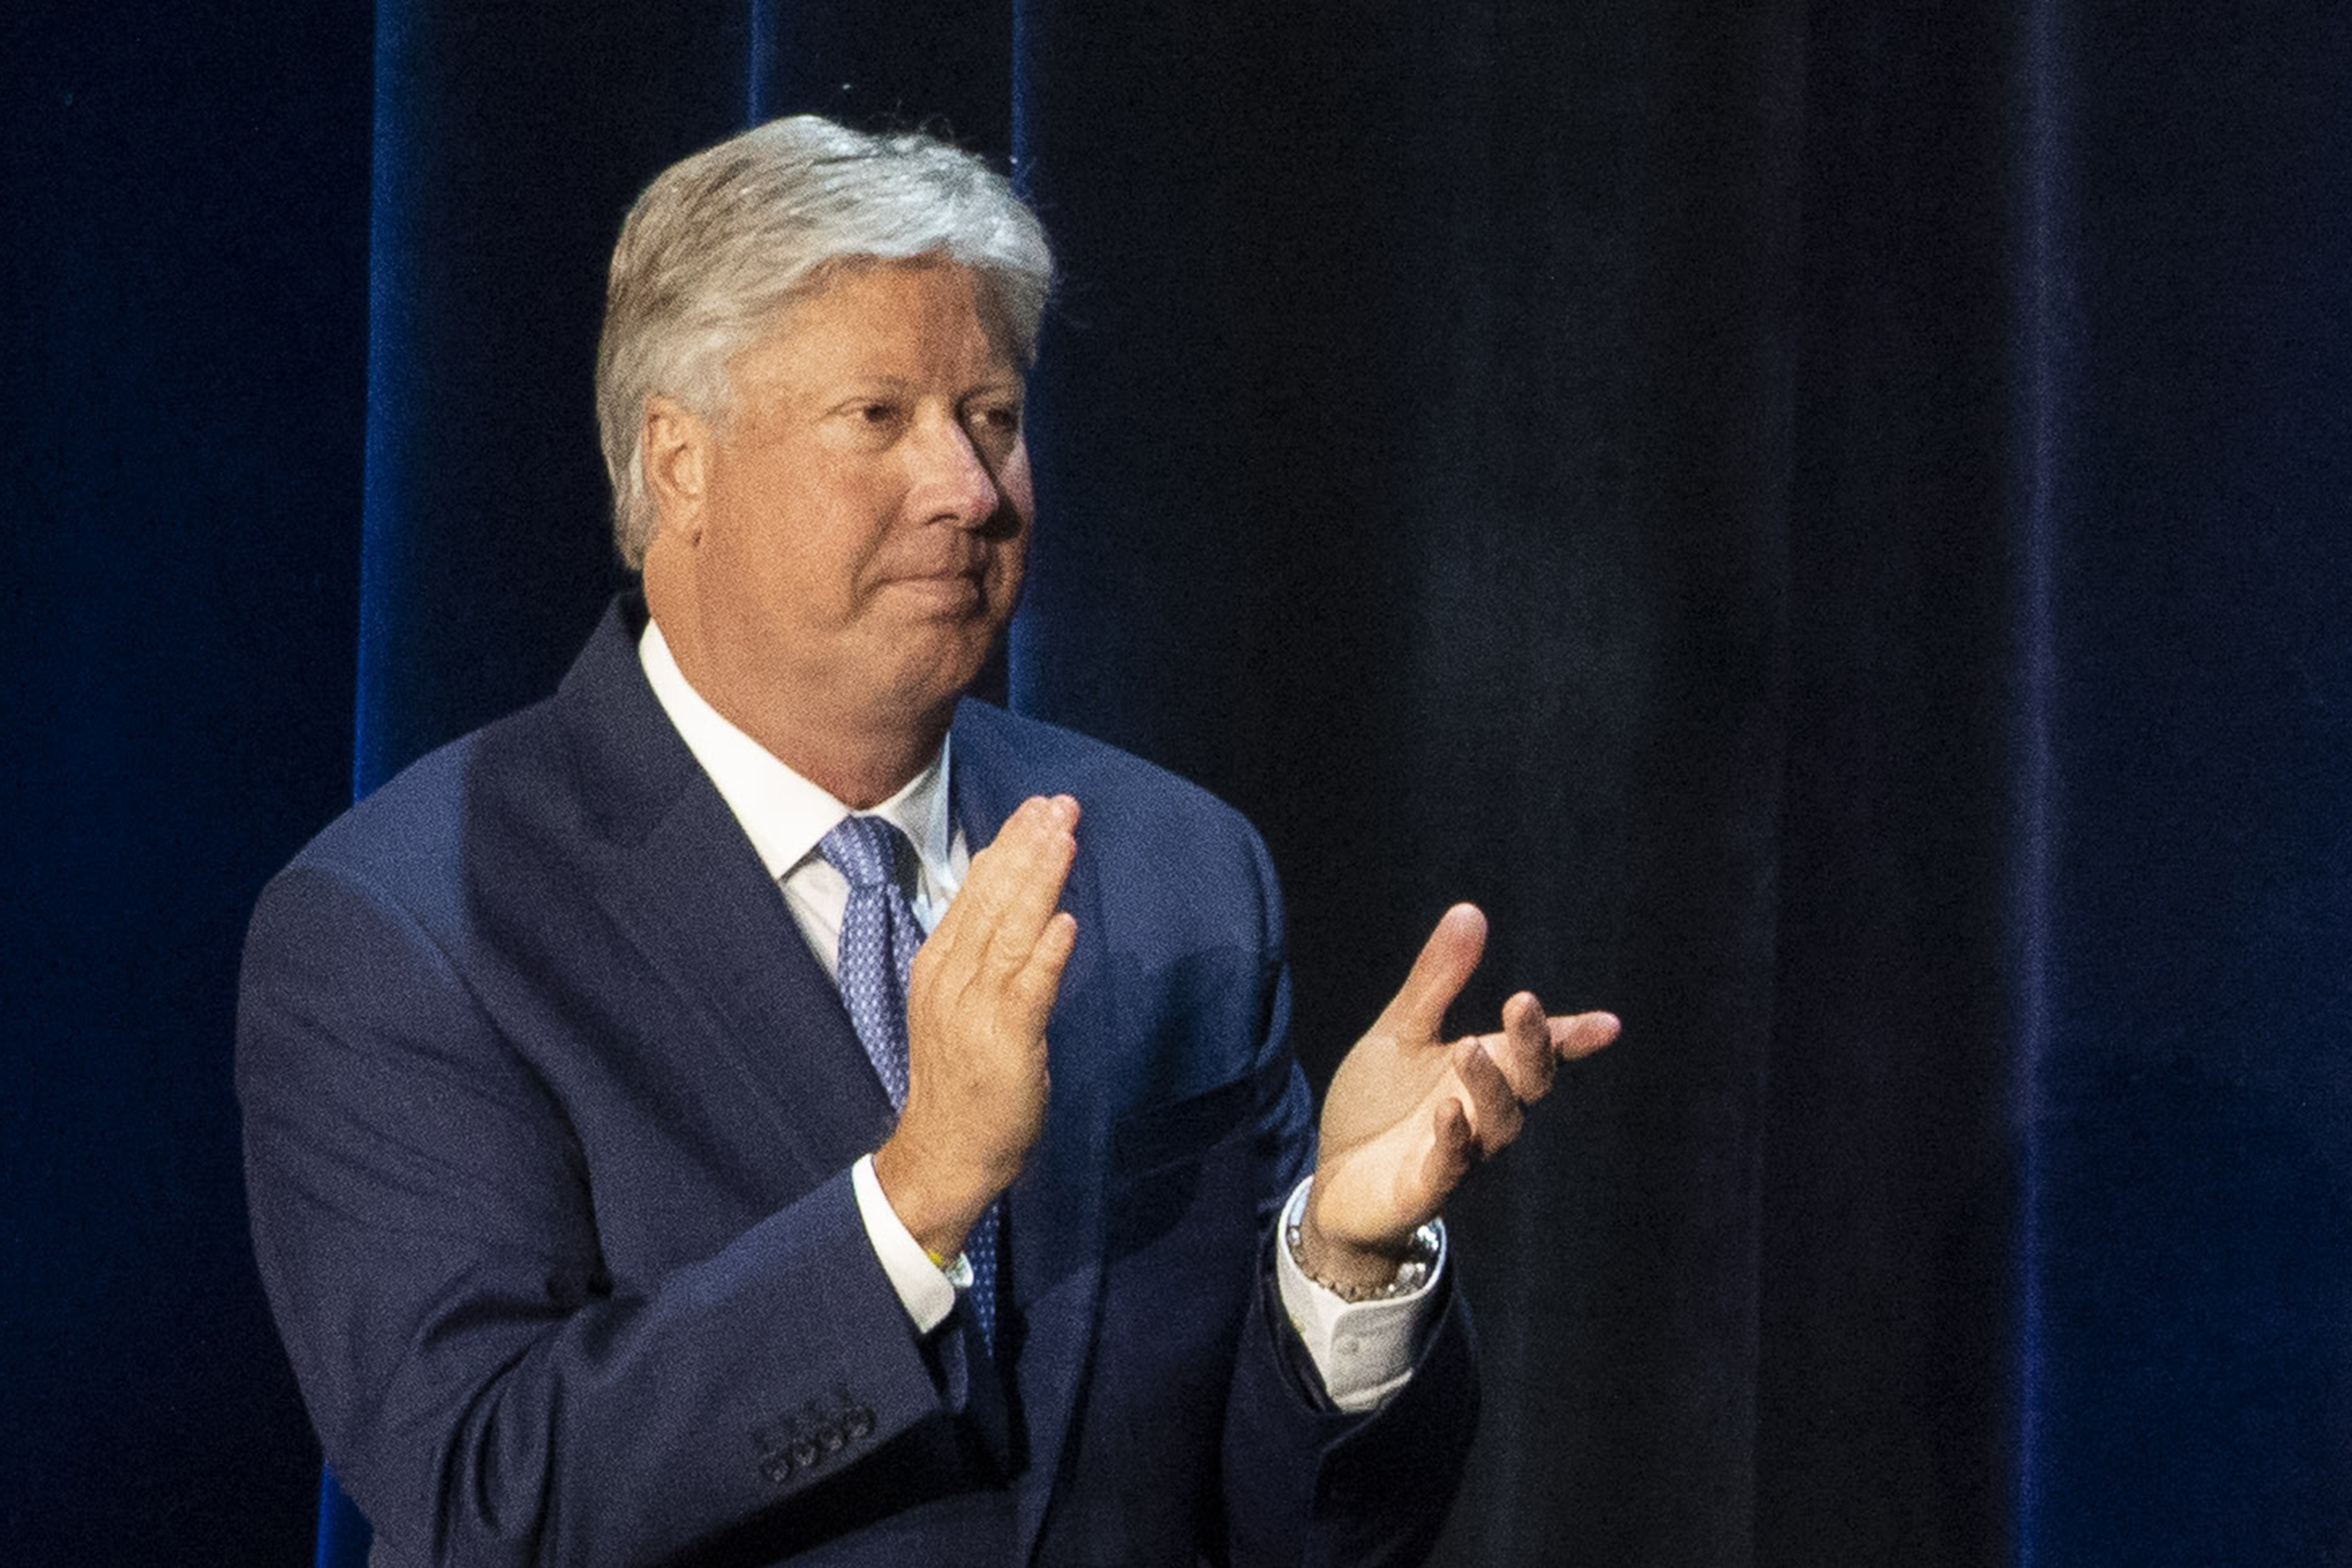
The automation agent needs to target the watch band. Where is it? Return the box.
[1284,1211,1443,1303]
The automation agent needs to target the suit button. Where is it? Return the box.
[846,1405,876,1440]
[759,1452,794,1484]
[789,1434,820,1470]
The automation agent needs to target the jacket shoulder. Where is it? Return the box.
[281,695,571,899]
[952,699,1263,849]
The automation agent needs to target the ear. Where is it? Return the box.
[642,396,711,545]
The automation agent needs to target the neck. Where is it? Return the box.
[759,703,951,811]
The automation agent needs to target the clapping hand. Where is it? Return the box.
[875,795,1079,1261]
[1298,904,1618,1291]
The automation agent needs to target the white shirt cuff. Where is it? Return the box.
[1274,1175,1446,1413]
[850,1152,960,1334]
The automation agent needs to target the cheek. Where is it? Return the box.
[987,546,1028,613]
[987,506,1031,596]
[722,464,888,596]
[998,441,1035,515]
[987,445,1035,593]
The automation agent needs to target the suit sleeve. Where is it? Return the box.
[237,863,973,1568]
[1215,834,1483,1568]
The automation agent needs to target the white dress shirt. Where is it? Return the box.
[638,619,1436,1410]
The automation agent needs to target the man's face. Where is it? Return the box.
[662,258,1032,739]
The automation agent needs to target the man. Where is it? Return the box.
[240,116,1616,1567]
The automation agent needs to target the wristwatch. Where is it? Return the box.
[1285,1210,1443,1303]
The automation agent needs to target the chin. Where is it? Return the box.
[879,627,999,713]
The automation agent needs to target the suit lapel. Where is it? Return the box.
[951,702,1115,1561]
[555,600,896,1184]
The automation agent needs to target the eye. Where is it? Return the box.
[968,403,1023,438]
[832,400,910,446]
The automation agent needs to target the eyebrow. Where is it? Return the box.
[822,374,1025,399]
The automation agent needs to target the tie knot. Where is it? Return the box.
[818,814,911,892]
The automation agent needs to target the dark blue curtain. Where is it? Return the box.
[2,3,370,1561]
[7,2,2348,1564]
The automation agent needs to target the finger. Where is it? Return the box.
[1006,910,1078,1033]
[914,798,1071,1014]
[1548,1010,1621,1061]
[1452,1036,1524,1156]
[960,795,1074,892]
[925,796,1044,944]
[1371,903,1487,1041]
[1417,1095,1477,1207]
[1480,991,1557,1103]
[944,796,1077,972]
[978,796,1078,970]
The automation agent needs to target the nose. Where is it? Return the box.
[913,413,1005,531]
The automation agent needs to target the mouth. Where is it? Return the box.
[878,570,987,612]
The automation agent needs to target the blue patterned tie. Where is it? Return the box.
[817,813,1000,1350]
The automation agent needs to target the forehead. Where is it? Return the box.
[732,259,1022,394]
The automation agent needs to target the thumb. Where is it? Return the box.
[1372,904,1487,1042]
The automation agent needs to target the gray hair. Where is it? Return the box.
[595,115,1055,568]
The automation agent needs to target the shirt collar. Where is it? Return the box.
[637,617,953,884]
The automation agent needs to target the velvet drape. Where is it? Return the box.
[7,2,2348,1564]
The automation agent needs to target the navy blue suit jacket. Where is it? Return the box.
[239,598,1476,1566]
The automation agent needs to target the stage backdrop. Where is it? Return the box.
[6,2,2348,1565]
